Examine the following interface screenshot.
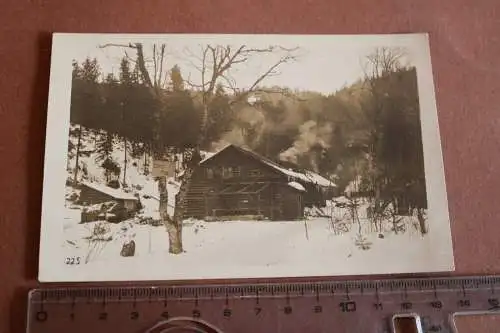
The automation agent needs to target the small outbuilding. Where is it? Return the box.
[79,181,140,213]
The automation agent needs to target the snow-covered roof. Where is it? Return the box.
[81,181,138,201]
[199,144,336,188]
[288,181,306,192]
[262,160,334,187]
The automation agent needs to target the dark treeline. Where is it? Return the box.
[69,50,427,228]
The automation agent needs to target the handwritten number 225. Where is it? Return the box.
[65,257,81,265]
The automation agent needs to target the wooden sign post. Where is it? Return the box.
[152,158,176,178]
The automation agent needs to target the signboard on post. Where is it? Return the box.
[152,159,176,178]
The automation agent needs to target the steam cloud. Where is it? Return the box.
[210,127,246,151]
[210,105,266,151]
[279,120,333,171]
[209,100,333,174]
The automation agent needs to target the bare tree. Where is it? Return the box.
[99,42,300,254]
[174,44,299,253]
[360,47,428,236]
[363,47,406,80]
[359,47,405,230]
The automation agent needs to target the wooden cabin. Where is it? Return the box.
[183,144,336,221]
[79,181,140,213]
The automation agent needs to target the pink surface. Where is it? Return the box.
[0,0,499,332]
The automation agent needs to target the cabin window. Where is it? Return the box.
[222,166,241,178]
[248,169,263,177]
[222,167,232,178]
[206,168,214,179]
[232,166,241,177]
[213,167,222,177]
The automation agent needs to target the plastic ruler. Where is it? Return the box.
[26,275,500,333]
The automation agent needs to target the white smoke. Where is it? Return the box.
[210,127,246,151]
[279,120,333,170]
[210,105,266,151]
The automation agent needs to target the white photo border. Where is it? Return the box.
[38,33,454,282]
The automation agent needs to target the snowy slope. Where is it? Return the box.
[67,125,179,220]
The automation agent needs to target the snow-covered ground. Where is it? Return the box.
[59,203,446,281]
[56,126,451,281]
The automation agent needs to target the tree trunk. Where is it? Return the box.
[169,167,196,253]
[158,177,169,219]
[163,101,209,254]
[166,220,183,254]
[158,176,182,252]
[159,168,184,254]
[348,199,362,235]
[123,138,127,185]
[391,198,398,234]
[392,213,398,235]
[143,147,148,175]
[417,208,427,235]
[73,124,82,184]
[174,171,194,221]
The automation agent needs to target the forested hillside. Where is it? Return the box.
[70,54,425,208]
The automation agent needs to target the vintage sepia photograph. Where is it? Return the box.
[39,33,454,281]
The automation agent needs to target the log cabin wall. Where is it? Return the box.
[182,145,329,220]
[184,146,288,220]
